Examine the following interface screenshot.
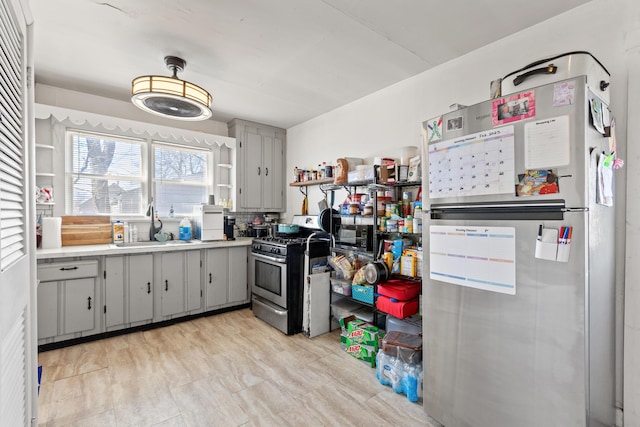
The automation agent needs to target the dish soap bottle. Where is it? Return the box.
[113,220,124,243]
[179,217,192,241]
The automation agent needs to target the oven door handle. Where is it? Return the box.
[251,252,287,264]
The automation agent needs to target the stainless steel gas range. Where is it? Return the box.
[250,216,329,335]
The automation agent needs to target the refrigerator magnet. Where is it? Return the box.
[492,91,536,127]
[516,169,559,197]
[424,116,443,142]
[446,116,463,132]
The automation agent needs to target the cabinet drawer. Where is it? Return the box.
[38,260,99,281]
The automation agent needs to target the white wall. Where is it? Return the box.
[286,0,639,425]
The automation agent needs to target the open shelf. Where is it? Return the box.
[289,177,334,187]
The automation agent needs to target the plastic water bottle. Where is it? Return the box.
[179,217,192,241]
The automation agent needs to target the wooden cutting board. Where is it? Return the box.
[61,216,112,246]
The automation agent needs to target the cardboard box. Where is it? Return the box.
[382,331,423,364]
[339,315,384,367]
[400,255,416,277]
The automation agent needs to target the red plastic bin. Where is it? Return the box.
[376,295,419,319]
[376,279,421,301]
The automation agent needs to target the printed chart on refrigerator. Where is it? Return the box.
[430,225,516,295]
[428,125,515,199]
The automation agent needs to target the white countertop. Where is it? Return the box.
[37,238,252,260]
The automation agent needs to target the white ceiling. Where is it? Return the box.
[30,0,592,129]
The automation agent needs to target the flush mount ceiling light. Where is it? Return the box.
[131,56,212,121]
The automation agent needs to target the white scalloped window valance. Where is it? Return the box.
[34,103,235,149]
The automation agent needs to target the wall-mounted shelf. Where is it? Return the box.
[217,183,233,188]
[36,172,55,177]
[289,177,334,187]
[36,202,55,206]
[218,163,232,169]
[35,144,55,150]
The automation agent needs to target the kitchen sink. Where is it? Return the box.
[111,240,194,249]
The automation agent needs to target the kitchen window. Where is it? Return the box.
[67,131,146,215]
[152,142,211,216]
[66,130,212,216]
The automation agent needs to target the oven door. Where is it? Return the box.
[250,251,287,308]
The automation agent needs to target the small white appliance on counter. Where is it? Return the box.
[192,204,224,241]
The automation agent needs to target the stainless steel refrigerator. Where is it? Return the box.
[421,75,615,427]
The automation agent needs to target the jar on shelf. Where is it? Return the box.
[363,201,374,216]
[349,203,360,215]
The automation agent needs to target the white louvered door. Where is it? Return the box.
[0,0,34,426]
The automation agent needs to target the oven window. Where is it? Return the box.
[254,259,282,296]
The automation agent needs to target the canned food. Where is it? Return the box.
[387,219,398,233]
[377,196,391,216]
[413,216,422,233]
[363,202,373,216]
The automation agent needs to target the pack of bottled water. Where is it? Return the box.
[375,349,423,402]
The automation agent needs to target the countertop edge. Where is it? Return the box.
[36,238,253,260]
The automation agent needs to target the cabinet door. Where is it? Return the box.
[128,254,153,323]
[262,135,284,211]
[161,252,185,317]
[243,130,263,210]
[63,278,95,335]
[205,248,228,308]
[186,250,202,312]
[105,256,125,328]
[228,246,248,304]
[262,135,275,210]
[37,281,58,339]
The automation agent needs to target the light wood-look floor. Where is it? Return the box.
[38,308,439,426]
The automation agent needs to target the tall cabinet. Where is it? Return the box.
[228,119,285,212]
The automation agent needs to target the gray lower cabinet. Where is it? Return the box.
[128,254,154,323]
[37,245,247,344]
[204,246,249,310]
[229,246,249,304]
[204,248,228,309]
[104,254,153,329]
[159,250,202,318]
[37,260,99,343]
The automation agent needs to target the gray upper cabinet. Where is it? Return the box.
[229,119,285,212]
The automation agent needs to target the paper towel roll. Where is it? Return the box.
[41,217,62,249]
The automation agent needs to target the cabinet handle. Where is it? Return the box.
[165,280,168,291]
[265,167,269,176]
[209,273,212,283]
[87,296,92,310]
[258,166,261,176]
[60,266,78,271]
[147,282,151,294]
